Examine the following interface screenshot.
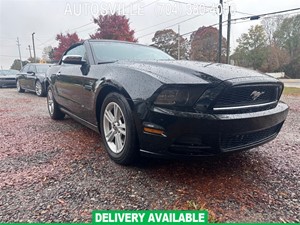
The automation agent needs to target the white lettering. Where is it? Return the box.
[148,213,155,222]
[198,213,205,223]
[139,213,145,222]
[64,3,72,15]
[73,3,81,16]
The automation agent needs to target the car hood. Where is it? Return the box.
[114,60,277,85]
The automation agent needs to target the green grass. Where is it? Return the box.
[283,87,300,96]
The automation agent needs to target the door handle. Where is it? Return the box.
[56,71,61,76]
[84,84,93,91]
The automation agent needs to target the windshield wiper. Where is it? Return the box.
[97,60,118,64]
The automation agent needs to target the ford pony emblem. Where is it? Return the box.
[250,91,265,100]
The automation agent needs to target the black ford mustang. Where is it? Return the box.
[46,40,289,165]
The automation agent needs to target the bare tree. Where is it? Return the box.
[261,16,283,45]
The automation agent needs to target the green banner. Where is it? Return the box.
[92,210,208,224]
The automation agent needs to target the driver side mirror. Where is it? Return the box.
[62,55,86,65]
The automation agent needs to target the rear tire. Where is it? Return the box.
[100,92,138,165]
[16,79,25,93]
[47,88,65,120]
[35,80,46,97]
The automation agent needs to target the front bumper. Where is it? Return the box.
[138,102,289,157]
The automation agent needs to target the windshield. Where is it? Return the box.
[36,65,51,73]
[90,42,174,62]
[0,70,18,75]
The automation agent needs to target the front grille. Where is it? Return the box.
[220,123,282,151]
[214,84,280,110]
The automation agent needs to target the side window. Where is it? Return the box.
[21,64,29,73]
[65,45,86,59]
[62,44,86,65]
[28,65,36,73]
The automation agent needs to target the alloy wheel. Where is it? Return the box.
[17,80,21,91]
[47,89,54,115]
[35,81,42,96]
[103,102,126,154]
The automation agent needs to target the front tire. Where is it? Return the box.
[100,92,138,165]
[16,79,25,93]
[47,88,65,120]
[35,80,46,97]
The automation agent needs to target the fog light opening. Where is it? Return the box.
[143,127,165,136]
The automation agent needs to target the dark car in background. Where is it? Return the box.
[46,40,289,165]
[0,69,19,88]
[16,63,52,97]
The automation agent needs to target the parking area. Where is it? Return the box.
[0,88,299,222]
[281,79,300,88]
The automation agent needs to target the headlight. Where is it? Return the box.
[154,86,208,107]
[154,89,189,106]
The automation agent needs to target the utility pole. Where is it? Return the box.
[218,0,223,63]
[177,24,180,60]
[16,37,22,69]
[226,6,231,64]
[32,32,36,63]
[28,45,32,59]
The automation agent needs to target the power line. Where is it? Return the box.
[141,0,160,8]
[37,23,95,47]
[38,36,57,47]
[137,14,203,39]
[181,7,300,37]
[179,10,300,38]
[181,22,219,37]
[168,0,214,8]
[136,14,190,33]
[226,11,300,26]
[235,11,254,16]
[230,7,300,22]
[75,0,157,36]
[68,22,94,32]
[124,0,144,9]
[135,1,267,39]
[263,11,300,19]
[76,26,97,34]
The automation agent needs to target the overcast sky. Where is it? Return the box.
[0,0,299,69]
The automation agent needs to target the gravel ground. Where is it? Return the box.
[0,88,299,223]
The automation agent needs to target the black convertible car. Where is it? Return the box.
[16,63,52,96]
[47,40,289,165]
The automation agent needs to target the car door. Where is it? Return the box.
[17,64,29,89]
[55,44,86,116]
[26,65,37,90]
[80,68,99,125]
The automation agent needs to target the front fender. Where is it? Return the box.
[100,66,164,100]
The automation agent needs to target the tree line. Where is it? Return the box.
[233,15,300,78]
[11,13,300,78]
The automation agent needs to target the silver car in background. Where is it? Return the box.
[0,69,19,88]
